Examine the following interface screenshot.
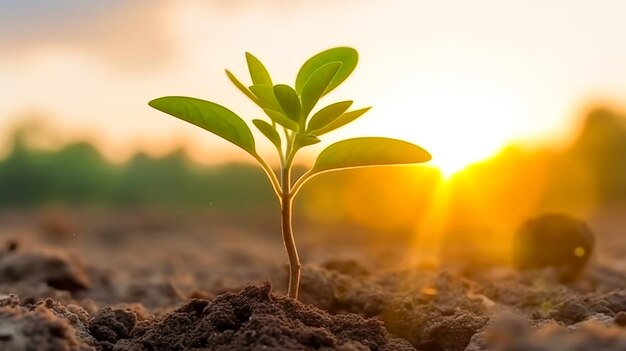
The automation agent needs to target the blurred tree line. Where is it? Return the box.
[0,126,275,212]
[0,107,625,237]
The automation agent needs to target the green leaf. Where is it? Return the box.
[294,133,321,149]
[311,107,371,136]
[253,119,281,149]
[300,62,341,118]
[295,47,358,95]
[312,137,431,174]
[307,101,353,133]
[225,69,263,107]
[246,52,273,86]
[273,84,301,123]
[263,108,299,131]
[249,85,281,110]
[149,96,256,155]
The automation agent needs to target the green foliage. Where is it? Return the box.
[313,137,431,174]
[150,47,430,181]
[300,62,342,119]
[148,47,431,299]
[245,52,272,86]
[253,119,281,150]
[307,101,353,133]
[148,97,256,155]
[249,85,281,110]
[0,139,115,206]
[310,107,371,136]
[273,84,301,124]
[293,133,321,150]
[295,47,358,96]
[0,132,273,211]
[225,69,261,106]
[263,108,298,131]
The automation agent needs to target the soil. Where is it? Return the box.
[0,209,624,350]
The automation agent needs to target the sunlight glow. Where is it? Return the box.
[430,150,483,177]
[3,0,626,169]
[369,71,530,177]
[410,174,452,265]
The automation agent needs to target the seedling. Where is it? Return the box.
[149,47,431,299]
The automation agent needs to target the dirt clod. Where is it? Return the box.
[549,298,593,324]
[114,282,414,350]
[381,271,489,351]
[89,307,137,343]
[615,312,626,327]
[513,213,595,281]
[0,298,93,351]
[0,244,91,293]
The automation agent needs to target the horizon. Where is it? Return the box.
[2,1,626,175]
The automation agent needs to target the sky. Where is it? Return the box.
[1,0,626,174]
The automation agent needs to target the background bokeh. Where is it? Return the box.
[1,0,625,267]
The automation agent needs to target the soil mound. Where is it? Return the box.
[0,294,94,351]
[102,282,414,351]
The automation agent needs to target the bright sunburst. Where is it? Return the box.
[367,72,529,177]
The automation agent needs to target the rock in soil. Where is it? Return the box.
[512,213,595,281]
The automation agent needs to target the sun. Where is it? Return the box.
[429,149,483,177]
[362,74,528,178]
[415,114,515,178]
[419,114,514,177]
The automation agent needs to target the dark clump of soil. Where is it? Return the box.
[0,241,90,291]
[299,266,490,351]
[0,294,94,351]
[109,282,414,351]
[512,213,595,281]
[615,311,626,326]
[379,272,490,351]
[89,307,138,345]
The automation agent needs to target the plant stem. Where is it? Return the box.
[281,165,301,299]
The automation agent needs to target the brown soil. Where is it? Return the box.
[0,210,624,350]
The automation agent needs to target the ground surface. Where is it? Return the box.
[0,209,624,350]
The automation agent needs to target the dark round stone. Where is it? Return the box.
[512,213,595,281]
[614,311,626,327]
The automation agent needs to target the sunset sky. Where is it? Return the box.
[1,0,626,174]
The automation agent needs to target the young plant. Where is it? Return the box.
[149,47,431,299]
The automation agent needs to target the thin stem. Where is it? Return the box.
[281,164,301,299]
[276,128,304,299]
[280,128,290,168]
[283,133,298,185]
[278,153,285,168]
